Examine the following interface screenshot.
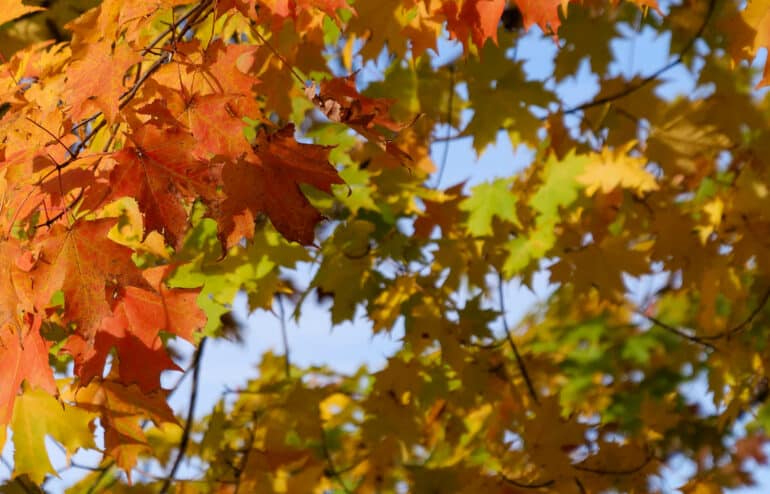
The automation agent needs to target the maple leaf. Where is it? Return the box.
[0,316,56,428]
[0,1,44,27]
[218,124,344,246]
[67,376,177,473]
[108,123,219,247]
[307,74,412,161]
[63,40,141,123]
[723,0,770,87]
[11,387,96,484]
[345,0,442,59]
[513,0,569,34]
[30,219,146,344]
[195,39,260,96]
[0,240,55,437]
[138,83,259,160]
[459,178,520,236]
[414,183,465,238]
[263,0,353,25]
[65,266,204,392]
[442,0,506,51]
[577,146,659,196]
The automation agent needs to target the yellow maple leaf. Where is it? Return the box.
[578,144,658,196]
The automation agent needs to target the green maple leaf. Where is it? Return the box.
[460,178,520,236]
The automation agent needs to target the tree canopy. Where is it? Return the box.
[2,0,770,492]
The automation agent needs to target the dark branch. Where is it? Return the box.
[320,426,354,494]
[573,454,654,475]
[277,294,291,378]
[700,288,770,341]
[160,337,207,494]
[432,64,456,189]
[641,312,716,351]
[560,0,716,116]
[500,474,554,489]
[497,270,539,405]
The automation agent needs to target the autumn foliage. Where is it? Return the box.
[2,0,770,492]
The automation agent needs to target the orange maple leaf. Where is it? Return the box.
[65,266,204,392]
[63,41,141,124]
[513,0,569,34]
[442,0,506,50]
[0,316,56,425]
[30,219,146,344]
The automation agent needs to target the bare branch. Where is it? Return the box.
[320,426,354,494]
[432,64,456,189]
[277,294,291,379]
[641,312,716,351]
[700,288,770,341]
[573,454,654,475]
[497,270,539,405]
[160,337,207,494]
[500,474,554,489]
[560,0,716,116]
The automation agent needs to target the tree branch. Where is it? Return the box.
[160,337,207,494]
[500,474,554,489]
[639,286,770,347]
[497,270,539,405]
[699,288,770,341]
[432,64,456,189]
[641,312,716,351]
[573,454,654,475]
[277,294,291,379]
[560,0,716,116]
[319,426,354,494]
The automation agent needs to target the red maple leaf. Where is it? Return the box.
[108,124,220,247]
[443,0,506,50]
[66,266,204,392]
[31,219,146,344]
[0,316,56,425]
[0,240,56,423]
[307,74,412,161]
[514,0,568,34]
[218,124,344,247]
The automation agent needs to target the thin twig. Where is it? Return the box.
[319,426,353,494]
[497,270,539,405]
[70,461,112,472]
[574,477,587,494]
[573,454,654,475]
[233,415,258,494]
[251,28,306,86]
[641,312,716,351]
[160,337,207,494]
[560,0,716,116]
[433,65,456,189]
[500,474,554,489]
[699,288,770,341]
[277,294,291,378]
[86,461,116,494]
